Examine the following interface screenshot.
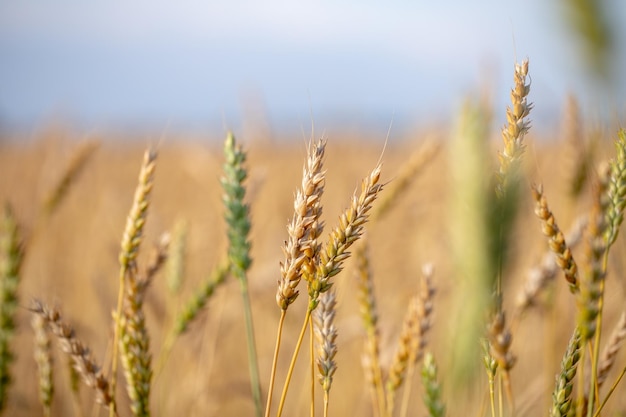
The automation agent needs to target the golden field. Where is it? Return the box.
[1,109,626,417]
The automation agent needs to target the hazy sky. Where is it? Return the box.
[0,1,624,132]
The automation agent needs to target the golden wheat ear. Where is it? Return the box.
[531,184,580,292]
[42,140,99,217]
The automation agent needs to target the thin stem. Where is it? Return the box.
[265,311,286,417]
[310,318,315,417]
[238,277,263,417]
[277,310,311,417]
[323,391,330,417]
[593,364,626,417]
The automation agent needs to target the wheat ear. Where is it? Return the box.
[42,140,99,216]
[560,94,590,199]
[421,353,446,417]
[487,296,516,409]
[221,132,262,417]
[372,140,440,222]
[400,264,435,417]
[531,184,580,291]
[496,59,532,197]
[0,204,23,412]
[32,312,54,416]
[355,241,386,417]
[276,163,384,417]
[118,235,168,417]
[313,290,338,417]
[30,300,112,409]
[308,164,383,310]
[579,165,610,416]
[550,327,581,417]
[386,291,422,416]
[266,138,326,417]
[110,148,157,416]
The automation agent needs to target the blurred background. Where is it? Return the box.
[1,0,625,138]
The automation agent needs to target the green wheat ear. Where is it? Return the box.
[0,204,23,413]
[221,132,262,417]
[422,353,446,417]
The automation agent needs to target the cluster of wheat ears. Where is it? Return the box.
[1,58,626,417]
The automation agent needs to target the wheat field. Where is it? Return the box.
[1,64,626,417]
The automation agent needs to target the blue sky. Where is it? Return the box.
[0,1,624,133]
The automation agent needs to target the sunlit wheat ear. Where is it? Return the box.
[32,313,54,416]
[604,128,626,247]
[516,215,587,314]
[496,58,532,197]
[313,290,337,417]
[118,235,168,417]
[597,311,626,388]
[30,300,112,408]
[386,291,421,416]
[42,140,99,216]
[400,264,436,417]
[421,353,446,417]
[372,140,440,222]
[0,204,23,412]
[354,240,386,417]
[309,164,383,312]
[560,94,590,199]
[531,184,580,292]
[112,147,158,414]
[277,138,326,310]
[578,165,610,342]
[119,148,158,274]
[550,327,581,417]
